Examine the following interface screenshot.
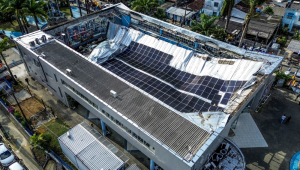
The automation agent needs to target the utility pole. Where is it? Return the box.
[183,1,188,26]
[11,93,32,131]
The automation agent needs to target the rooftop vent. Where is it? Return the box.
[66,69,72,76]
[67,131,71,138]
[110,90,118,98]
[29,41,35,47]
[41,35,47,43]
[35,38,41,45]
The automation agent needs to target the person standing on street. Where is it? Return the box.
[25,78,29,86]
[286,116,292,124]
[281,114,286,124]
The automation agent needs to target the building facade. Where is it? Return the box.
[282,1,300,32]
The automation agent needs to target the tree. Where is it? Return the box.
[191,14,220,36]
[238,0,267,47]
[221,0,235,31]
[263,6,274,15]
[5,0,27,34]
[30,133,52,151]
[0,0,15,25]
[153,9,167,20]
[22,0,48,30]
[131,0,158,14]
[0,37,16,83]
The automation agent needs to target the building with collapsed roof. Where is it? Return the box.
[14,3,282,170]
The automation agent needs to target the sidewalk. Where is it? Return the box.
[0,109,42,170]
[10,63,148,169]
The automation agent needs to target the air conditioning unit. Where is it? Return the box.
[35,38,41,45]
[41,35,47,43]
[29,41,35,47]
[66,69,72,76]
[110,90,118,98]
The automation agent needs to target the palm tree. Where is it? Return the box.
[131,0,158,14]
[0,0,15,26]
[238,0,267,47]
[220,0,235,31]
[22,0,48,30]
[5,0,27,34]
[153,9,167,20]
[191,14,220,36]
[0,37,16,83]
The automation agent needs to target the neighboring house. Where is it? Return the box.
[203,0,243,16]
[282,1,300,32]
[15,3,283,170]
[166,6,196,22]
[203,0,223,16]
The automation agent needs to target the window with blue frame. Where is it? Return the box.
[287,13,294,19]
[214,2,219,7]
[299,16,300,21]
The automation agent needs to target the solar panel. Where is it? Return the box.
[100,41,247,112]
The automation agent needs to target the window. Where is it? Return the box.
[299,16,300,21]
[61,80,155,153]
[54,74,58,82]
[287,13,294,19]
[214,2,219,7]
[213,12,217,16]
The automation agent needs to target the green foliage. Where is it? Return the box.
[263,6,274,15]
[220,0,235,30]
[14,109,22,119]
[153,9,167,20]
[30,133,52,151]
[21,119,27,127]
[293,30,300,41]
[191,14,226,41]
[277,36,287,47]
[131,0,158,14]
[22,0,47,30]
[275,71,292,82]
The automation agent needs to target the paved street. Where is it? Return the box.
[0,109,42,170]
[242,88,300,170]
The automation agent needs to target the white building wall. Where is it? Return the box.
[58,140,79,168]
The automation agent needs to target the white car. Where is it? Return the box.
[0,143,15,166]
[9,162,24,170]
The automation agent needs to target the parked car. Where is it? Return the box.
[0,143,15,166]
[8,162,25,170]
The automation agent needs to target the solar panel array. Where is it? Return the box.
[101,41,247,112]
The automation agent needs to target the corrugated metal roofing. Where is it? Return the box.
[287,39,300,53]
[125,164,141,170]
[77,141,124,170]
[36,41,211,160]
[58,123,124,170]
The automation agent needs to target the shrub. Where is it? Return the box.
[21,119,27,127]
[14,109,22,119]
[275,71,292,82]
